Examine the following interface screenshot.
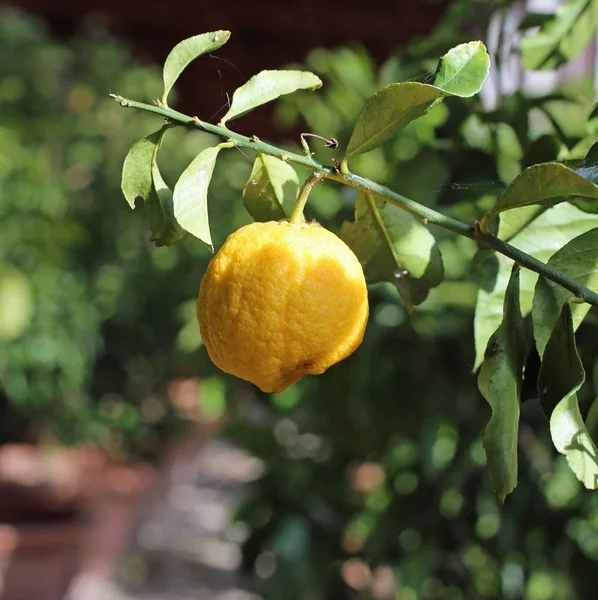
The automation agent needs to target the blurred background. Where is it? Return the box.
[2,1,598,599]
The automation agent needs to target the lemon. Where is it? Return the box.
[197,220,369,393]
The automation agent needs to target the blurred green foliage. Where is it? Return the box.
[3,3,598,599]
[0,8,252,456]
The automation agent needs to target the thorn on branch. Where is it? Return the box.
[331,157,341,173]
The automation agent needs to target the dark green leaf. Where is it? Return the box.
[162,31,231,105]
[481,163,598,228]
[538,303,598,489]
[242,153,299,222]
[520,0,598,70]
[121,130,162,208]
[173,144,223,249]
[340,192,444,307]
[433,40,490,97]
[478,265,524,503]
[532,227,598,356]
[220,70,322,125]
[474,203,598,370]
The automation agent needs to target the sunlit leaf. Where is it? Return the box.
[242,153,299,221]
[473,203,598,370]
[520,0,598,70]
[481,163,598,229]
[346,83,448,157]
[340,192,444,307]
[162,31,231,105]
[532,227,598,356]
[538,303,598,489]
[345,41,489,158]
[172,144,223,249]
[220,70,322,125]
[433,40,490,97]
[478,265,524,503]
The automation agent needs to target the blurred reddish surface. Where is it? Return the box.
[5,0,448,136]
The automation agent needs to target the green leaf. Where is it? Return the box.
[345,41,489,158]
[162,31,230,105]
[220,70,322,125]
[532,227,598,356]
[433,41,491,97]
[242,153,299,222]
[473,203,598,370]
[346,83,448,157]
[121,130,161,209]
[340,192,444,307]
[172,145,223,249]
[478,265,524,503]
[481,163,598,228]
[148,162,185,247]
[520,0,598,71]
[538,303,598,489]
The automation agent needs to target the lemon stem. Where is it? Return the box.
[289,174,324,224]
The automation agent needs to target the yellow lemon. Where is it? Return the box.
[197,220,369,393]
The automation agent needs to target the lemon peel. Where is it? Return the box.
[197,220,368,393]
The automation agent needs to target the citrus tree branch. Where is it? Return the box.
[109,94,598,307]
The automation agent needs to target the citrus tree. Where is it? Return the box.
[112,20,598,506]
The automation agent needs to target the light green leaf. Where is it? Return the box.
[345,41,489,158]
[532,227,598,356]
[340,192,444,307]
[473,203,598,370]
[242,153,299,222]
[481,163,598,229]
[538,303,598,489]
[478,265,524,503]
[121,130,161,208]
[346,83,448,157]
[162,31,231,105]
[433,40,490,97]
[220,70,322,125]
[173,145,223,249]
[520,0,598,70]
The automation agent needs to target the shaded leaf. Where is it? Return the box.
[481,163,598,229]
[520,0,598,70]
[220,70,322,125]
[340,192,444,307]
[148,162,185,246]
[473,203,598,370]
[242,153,299,222]
[538,303,598,489]
[121,130,162,208]
[173,145,223,249]
[162,31,230,105]
[478,265,524,503]
[433,40,490,97]
[345,41,489,158]
[532,227,598,356]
